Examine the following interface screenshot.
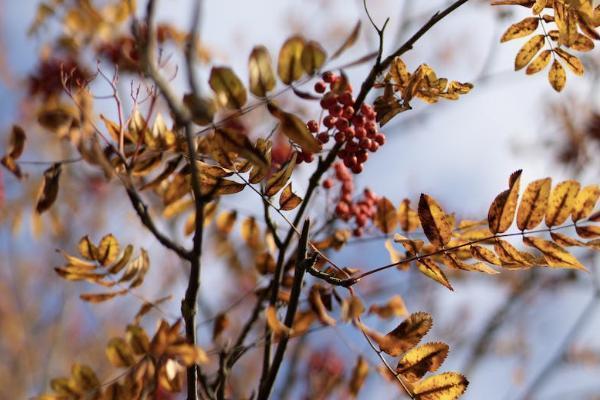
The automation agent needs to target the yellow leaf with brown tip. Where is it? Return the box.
[397,342,449,382]
[523,236,587,270]
[413,372,469,400]
[488,170,522,234]
[517,177,551,230]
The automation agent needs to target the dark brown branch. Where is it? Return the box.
[258,220,312,400]
[185,0,202,97]
[125,186,190,259]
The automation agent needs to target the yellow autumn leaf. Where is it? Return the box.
[97,234,120,266]
[517,177,551,230]
[523,236,587,270]
[106,337,136,367]
[500,17,539,42]
[266,153,297,197]
[398,198,420,232]
[216,210,237,235]
[546,180,580,226]
[301,40,326,75]
[548,59,567,92]
[412,372,469,400]
[572,185,600,222]
[349,356,369,397]
[396,342,449,382]
[209,66,247,109]
[526,49,552,75]
[248,45,276,97]
[488,170,522,234]
[265,305,291,339]
[240,217,261,249]
[375,312,433,357]
[554,48,584,76]
[515,35,545,70]
[417,258,453,290]
[368,295,409,319]
[418,194,453,247]
[374,197,398,234]
[278,36,305,85]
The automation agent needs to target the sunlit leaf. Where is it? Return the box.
[268,103,322,153]
[372,312,433,357]
[97,234,120,266]
[489,170,522,234]
[412,372,468,400]
[106,337,136,367]
[80,289,128,303]
[349,356,369,397]
[548,59,567,92]
[417,258,453,290]
[515,35,545,71]
[301,40,326,75]
[500,17,539,42]
[209,66,247,109]
[265,305,290,339]
[249,45,276,97]
[517,177,551,230]
[523,236,586,270]
[368,295,408,319]
[572,185,600,222]
[265,153,297,197]
[398,199,420,232]
[418,194,453,247]
[374,197,398,234]
[526,50,552,75]
[278,36,305,85]
[546,180,580,227]
[397,342,449,382]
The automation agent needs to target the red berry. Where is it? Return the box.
[352,114,365,127]
[375,133,386,145]
[334,131,346,143]
[303,152,314,163]
[320,92,337,109]
[322,71,335,83]
[323,178,334,189]
[351,163,363,174]
[361,103,374,116]
[357,150,368,163]
[356,215,367,227]
[355,127,366,139]
[314,81,326,93]
[335,202,349,215]
[345,141,358,153]
[359,138,371,149]
[335,118,349,131]
[307,120,319,133]
[339,92,353,106]
[343,106,355,119]
[369,141,379,152]
[317,132,329,143]
[329,104,343,117]
[353,227,364,237]
[323,115,337,129]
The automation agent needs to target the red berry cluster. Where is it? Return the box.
[302,71,386,173]
[323,162,380,237]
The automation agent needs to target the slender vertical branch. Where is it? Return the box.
[185,0,203,97]
[258,220,312,400]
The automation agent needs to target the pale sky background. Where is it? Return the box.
[1,1,600,399]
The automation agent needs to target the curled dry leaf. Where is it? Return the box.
[265,305,290,339]
[265,152,297,197]
[368,295,408,319]
[1,125,26,179]
[349,356,369,397]
[279,182,302,211]
[106,337,136,367]
[36,163,62,214]
[267,103,322,154]
[309,285,336,326]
